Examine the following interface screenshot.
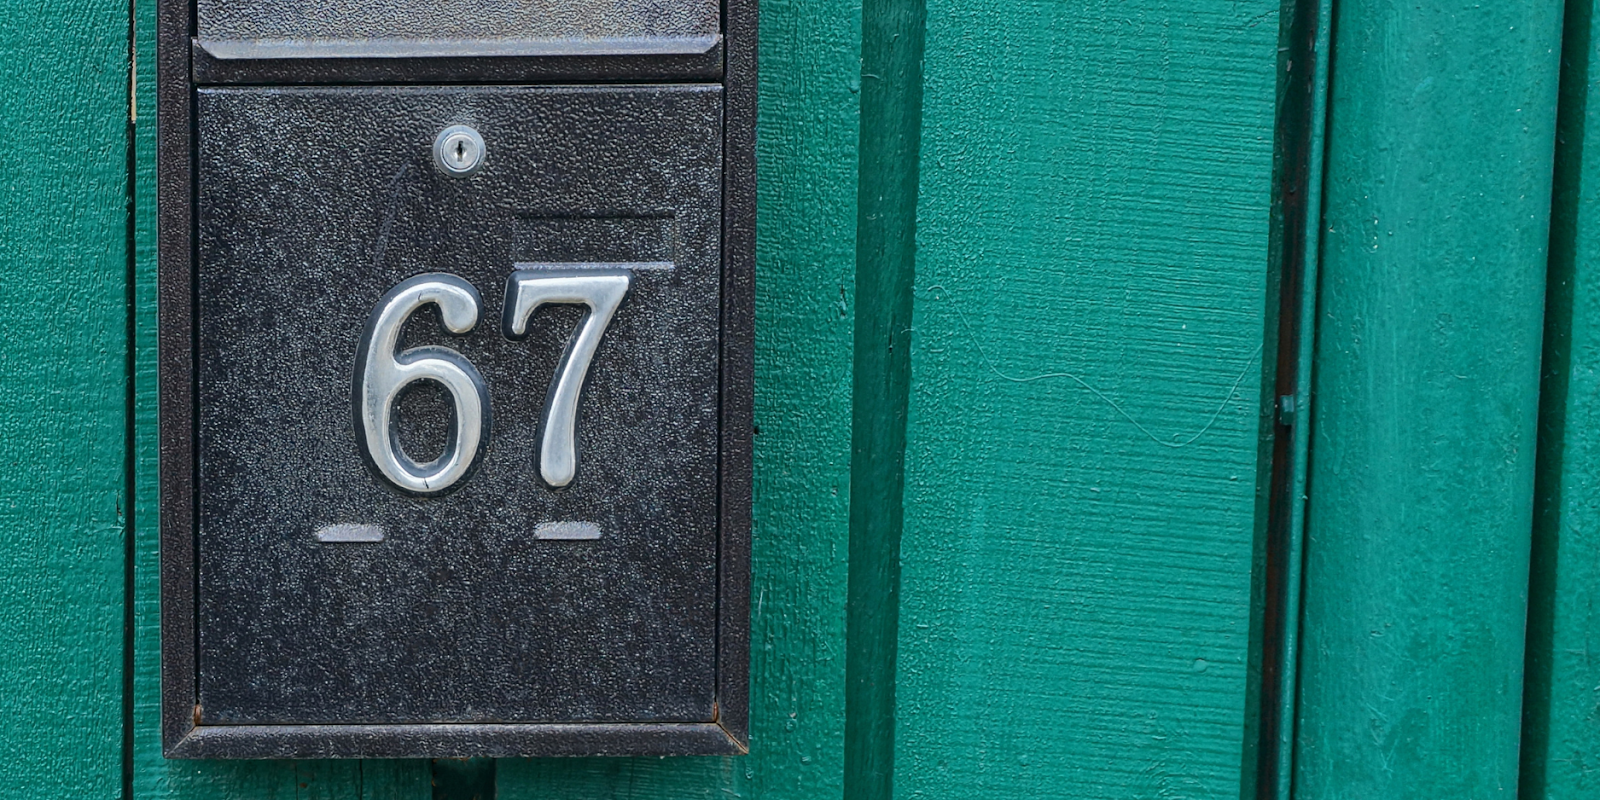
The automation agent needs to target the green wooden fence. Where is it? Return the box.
[1298,1,1564,797]
[8,0,1600,797]
[1525,1,1600,796]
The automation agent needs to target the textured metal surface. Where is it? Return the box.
[156,0,198,756]
[713,0,757,748]
[163,0,756,757]
[192,85,724,727]
[189,41,724,85]
[166,721,742,759]
[196,0,718,58]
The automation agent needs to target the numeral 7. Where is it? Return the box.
[503,269,632,488]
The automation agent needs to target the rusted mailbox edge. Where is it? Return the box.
[168,723,746,760]
[157,0,754,759]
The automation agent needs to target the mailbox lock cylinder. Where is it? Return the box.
[433,125,486,177]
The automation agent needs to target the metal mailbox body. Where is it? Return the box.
[159,0,753,760]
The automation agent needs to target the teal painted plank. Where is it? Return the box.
[431,760,494,800]
[496,0,860,795]
[134,759,427,800]
[0,3,131,796]
[1293,2,1564,797]
[843,0,923,796]
[131,1,168,795]
[1521,0,1600,795]
[893,3,1282,797]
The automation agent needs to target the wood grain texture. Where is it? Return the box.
[495,0,859,795]
[1294,2,1563,796]
[1521,0,1600,795]
[843,0,923,796]
[0,2,132,796]
[892,3,1281,798]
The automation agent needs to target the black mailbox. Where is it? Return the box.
[158,0,753,760]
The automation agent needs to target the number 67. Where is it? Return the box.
[353,269,631,496]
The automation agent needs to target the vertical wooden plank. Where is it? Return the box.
[893,3,1282,797]
[0,3,131,797]
[1293,2,1564,797]
[494,0,859,795]
[843,0,923,796]
[362,762,434,799]
[1521,0,1600,795]
[429,760,494,800]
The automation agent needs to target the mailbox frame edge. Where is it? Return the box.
[156,0,755,759]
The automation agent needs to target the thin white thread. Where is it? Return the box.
[924,284,1264,449]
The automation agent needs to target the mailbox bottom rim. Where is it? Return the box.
[165,720,747,759]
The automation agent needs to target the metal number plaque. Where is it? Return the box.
[158,0,753,760]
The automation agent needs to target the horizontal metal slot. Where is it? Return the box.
[196,34,720,61]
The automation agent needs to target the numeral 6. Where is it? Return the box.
[353,274,491,495]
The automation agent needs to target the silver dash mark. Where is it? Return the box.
[534,521,602,540]
[315,523,386,543]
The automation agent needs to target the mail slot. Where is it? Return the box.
[158,0,753,760]
[195,0,721,59]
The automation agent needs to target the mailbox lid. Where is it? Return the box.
[195,0,721,60]
[192,85,725,727]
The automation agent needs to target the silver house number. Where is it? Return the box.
[354,273,491,495]
[353,268,633,493]
[502,268,632,488]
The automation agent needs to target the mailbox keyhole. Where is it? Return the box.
[433,125,485,177]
